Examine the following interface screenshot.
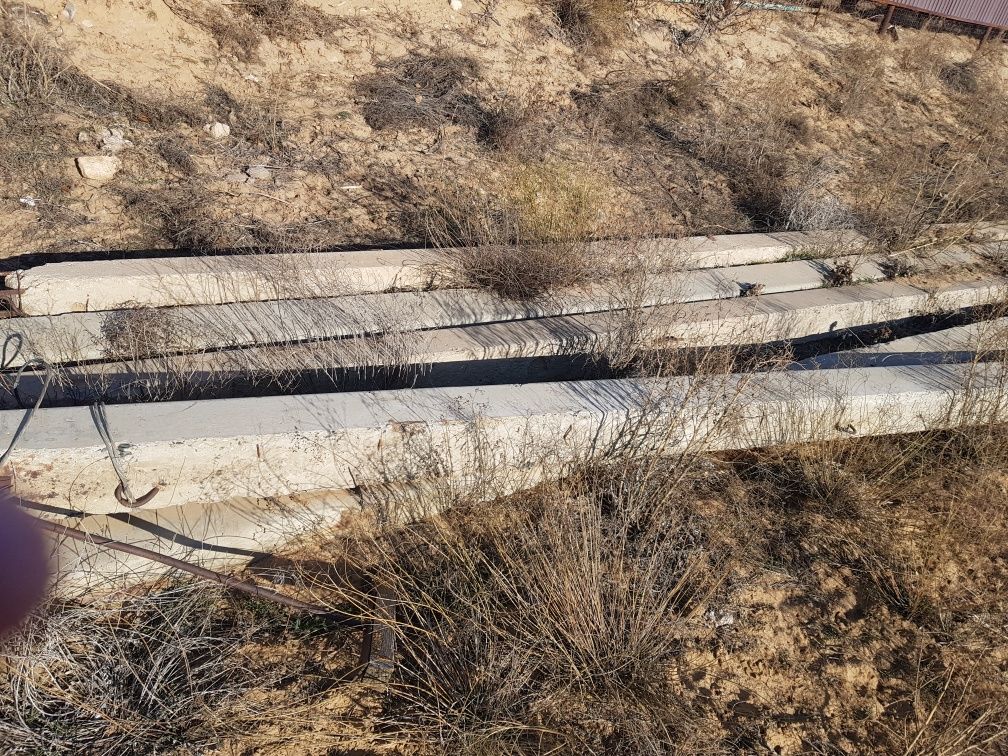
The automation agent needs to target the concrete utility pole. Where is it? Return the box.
[877,3,895,35]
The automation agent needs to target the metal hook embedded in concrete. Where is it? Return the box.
[89,402,159,509]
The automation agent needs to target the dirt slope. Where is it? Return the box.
[1,0,1005,261]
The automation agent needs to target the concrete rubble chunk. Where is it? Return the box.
[100,127,132,153]
[245,165,272,181]
[205,121,231,139]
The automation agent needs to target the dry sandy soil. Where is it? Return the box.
[1,0,1006,262]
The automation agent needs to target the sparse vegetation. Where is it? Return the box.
[355,53,483,132]
[939,57,981,94]
[0,583,359,754]
[205,82,297,159]
[9,415,1008,753]
[4,3,1008,755]
[164,0,339,62]
[679,0,754,41]
[574,71,707,140]
[416,160,609,298]
[101,303,194,359]
[0,12,199,125]
[346,467,728,754]
[548,0,643,49]
[826,41,887,117]
[476,98,535,151]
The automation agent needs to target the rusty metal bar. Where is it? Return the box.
[33,517,341,614]
[30,516,398,685]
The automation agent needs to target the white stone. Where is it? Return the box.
[450,0,463,10]
[205,122,231,139]
[75,155,121,181]
[100,129,132,153]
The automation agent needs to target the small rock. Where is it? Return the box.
[245,165,272,181]
[77,130,90,143]
[204,122,231,139]
[706,608,736,629]
[19,196,37,208]
[61,1,76,21]
[76,155,121,181]
[100,128,132,153]
[449,0,463,9]
[223,172,249,185]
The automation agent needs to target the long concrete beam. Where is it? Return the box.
[8,277,1006,406]
[5,362,1006,517]
[10,251,985,368]
[7,230,869,315]
[796,317,1008,369]
[12,222,1008,317]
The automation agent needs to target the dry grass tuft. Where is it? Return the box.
[826,41,887,117]
[575,71,707,141]
[165,0,338,62]
[0,583,343,754]
[119,183,229,251]
[897,34,952,95]
[547,0,643,50]
[355,53,483,132]
[205,83,296,158]
[854,138,1006,250]
[679,0,754,41]
[344,457,732,754]
[156,135,199,175]
[0,584,358,753]
[690,84,799,228]
[101,304,196,359]
[476,98,536,151]
[416,161,607,298]
[239,0,339,41]
[0,13,200,125]
[780,162,854,232]
[939,58,981,95]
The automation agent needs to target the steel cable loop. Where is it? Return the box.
[0,340,55,469]
[89,402,160,509]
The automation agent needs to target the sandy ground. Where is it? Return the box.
[1,0,1004,261]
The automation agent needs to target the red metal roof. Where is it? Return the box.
[884,0,1008,30]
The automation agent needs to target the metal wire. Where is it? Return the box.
[89,402,160,508]
[0,342,54,469]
